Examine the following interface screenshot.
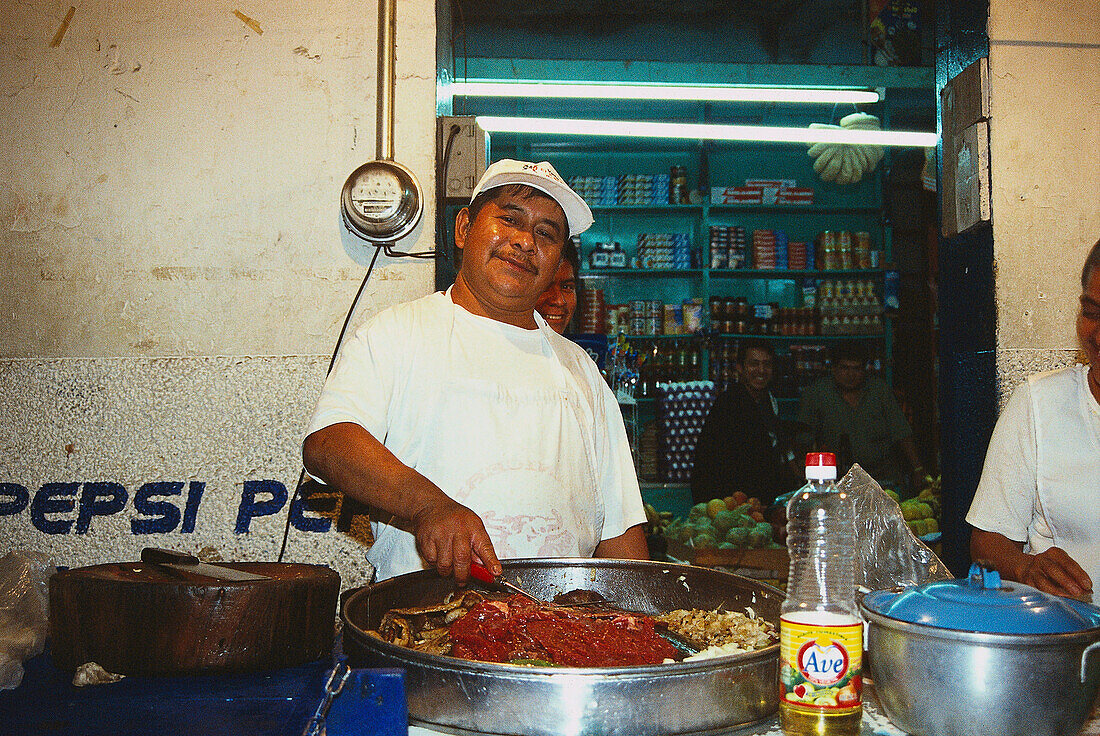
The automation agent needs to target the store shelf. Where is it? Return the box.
[715,332,885,340]
[620,333,702,340]
[640,482,693,518]
[708,205,881,216]
[709,268,886,278]
[581,268,705,277]
[464,58,935,94]
[582,268,884,278]
[589,204,703,213]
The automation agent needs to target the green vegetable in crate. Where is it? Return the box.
[664,518,683,541]
[689,502,708,520]
[712,509,739,535]
[725,526,750,547]
[748,522,773,548]
[900,499,934,521]
[677,523,695,544]
[693,532,718,550]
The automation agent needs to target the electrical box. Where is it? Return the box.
[941,58,991,237]
[437,116,488,200]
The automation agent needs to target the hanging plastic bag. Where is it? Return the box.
[838,464,952,591]
[0,550,56,690]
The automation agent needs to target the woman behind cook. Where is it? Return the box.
[534,238,579,334]
[967,237,1100,598]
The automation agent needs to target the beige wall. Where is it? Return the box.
[1,0,439,588]
[988,1,1100,399]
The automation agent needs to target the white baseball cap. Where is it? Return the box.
[469,159,594,237]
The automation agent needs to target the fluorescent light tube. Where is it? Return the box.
[475,116,939,148]
[452,80,881,105]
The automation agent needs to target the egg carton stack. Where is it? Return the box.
[638,423,659,481]
[654,381,716,483]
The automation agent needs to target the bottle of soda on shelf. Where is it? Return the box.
[780,452,862,736]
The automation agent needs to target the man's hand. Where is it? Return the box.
[410,495,501,584]
[1017,547,1093,599]
[303,422,501,584]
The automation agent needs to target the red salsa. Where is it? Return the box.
[449,595,679,667]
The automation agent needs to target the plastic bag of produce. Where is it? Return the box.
[0,550,56,689]
[838,464,952,590]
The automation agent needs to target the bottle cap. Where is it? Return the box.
[805,451,837,481]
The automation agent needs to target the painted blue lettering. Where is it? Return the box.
[235,480,288,533]
[75,482,128,533]
[337,494,371,533]
[805,650,822,674]
[30,483,79,534]
[181,481,205,533]
[289,483,333,533]
[0,483,30,515]
[131,482,183,534]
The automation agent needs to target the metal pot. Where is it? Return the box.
[860,565,1100,736]
[342,558,784,736]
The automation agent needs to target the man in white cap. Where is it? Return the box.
[303,160,648,583]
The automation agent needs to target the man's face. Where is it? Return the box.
[739,347,774,394]
[1079,266,1100,368]
[534,259,577,334]
[454,189,567,315]
[832,358,867,392]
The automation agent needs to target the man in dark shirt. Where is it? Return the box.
[796,340,925,490]
[691,338,798,507]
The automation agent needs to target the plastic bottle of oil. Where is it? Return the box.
[780,452,862,736]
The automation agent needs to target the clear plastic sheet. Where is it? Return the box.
[0,550,56,690]
[838,464,953,591]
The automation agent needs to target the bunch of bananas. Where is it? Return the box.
[806,112,885,185]
[643,502,673,536]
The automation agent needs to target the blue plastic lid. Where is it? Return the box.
[863,564,1100,634]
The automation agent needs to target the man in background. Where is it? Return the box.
[796,340,926,490]
[691,338,799,507]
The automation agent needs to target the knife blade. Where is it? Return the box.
[140,547,269,582]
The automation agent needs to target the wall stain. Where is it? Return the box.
[375,269,407,281]
[292,46,321,62]
[150,266,278,281]
[102,44,141,75]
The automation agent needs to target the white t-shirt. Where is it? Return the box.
[967,364,1100,587]
[306,290,645,581]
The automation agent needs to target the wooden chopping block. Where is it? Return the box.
[49,561,340,676]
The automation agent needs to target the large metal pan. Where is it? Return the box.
[342,558,784,736]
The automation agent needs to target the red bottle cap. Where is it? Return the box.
[805,452,837,467]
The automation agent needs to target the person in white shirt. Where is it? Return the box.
[303,160,648,583]
[967,238,1100,598]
